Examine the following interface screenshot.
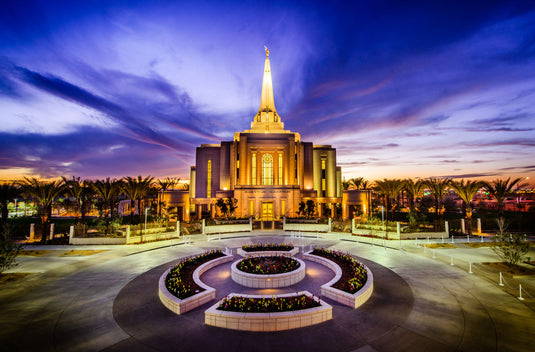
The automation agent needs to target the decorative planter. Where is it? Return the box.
[231,257,306,288]
[159,254,234,314]
[237,247,298,258]
[303,251,373,308]
[205,291,332,331]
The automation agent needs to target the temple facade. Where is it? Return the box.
[187,48,364,221]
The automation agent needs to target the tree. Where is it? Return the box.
[134,176,154,224]
[0,224,21,275]
[18,177,64,243]
[298,201,306,217]
[483,178,523,216]
[374,179,403,221]
[450,180,483,234]
[62,177,94,224]
[424,178,451,228]
[402,179,425,214]
[0,183,20,224]
[122,177,141,224]
[156,177,179,217]
[215,198,229,217]
[492,218,529,265]
[226,198,238,217]
[92,178,122,233]
[305,200,316,218]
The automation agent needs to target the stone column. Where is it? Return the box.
[318,203,323,218]
[477,218,482,234]
[197,204,202,220]
[210,204,216,218]
[201,219,206,235]
[176,221,180,236]
[461,219,466,234]
[397,222,401,239]
[29,223,35,242]
[445,220,449,237]
[351,218,355,234]
[68,225,74,244]
[49,223,55,240]
[126,225,131,243]
[330,204,335,218]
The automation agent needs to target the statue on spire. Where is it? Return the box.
[264,45,270,57]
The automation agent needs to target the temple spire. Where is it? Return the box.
[259,46,276,113]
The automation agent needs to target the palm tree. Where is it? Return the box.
[156,177,179,217]
[483,178,523,216]
[425,178,451,225]
[374,179,403,233]
[0,183,20,224]
[18,178,64,243]
[122,177,141,224]
[92,178,122,233]
[450,180,483,234]
[62,176,94,223]
[403,179,425,215]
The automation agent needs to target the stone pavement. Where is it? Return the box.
[0,231,534,352]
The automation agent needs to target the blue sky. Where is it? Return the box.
[0,0,534,181]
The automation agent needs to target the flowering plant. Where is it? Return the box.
[311,248,367,293]
[217,294,320,313]
[237,256,300,275]
[242,243,294,252]
[165,250,224,299]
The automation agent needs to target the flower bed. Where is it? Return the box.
[310,248,366,293]
[231,257,306,288]
[237,256,300,275]
[217,294,320,313]
[304,249,373,308]
[205,291,332,331]
[159,250,234,314]
[241,243,294,252]
[165,250,225,299]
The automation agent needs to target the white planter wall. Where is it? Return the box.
[159,254,234,315]
[283,223,330,233]
[204,223,252,234]
[230,257,306,288]
[204,291,332,332]
[303,251,373,309]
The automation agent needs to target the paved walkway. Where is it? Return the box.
[0,232,533,352]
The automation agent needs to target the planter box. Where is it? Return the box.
[159,254,234,315]
[127,231,180,244]
[283,223,330,233]
[237,247,298,258]
[204,291,332,331]
[303,251,373,309]
[231,257,306,288]
[204,223,252,234]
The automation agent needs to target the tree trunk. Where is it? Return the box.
[1,202,8,224]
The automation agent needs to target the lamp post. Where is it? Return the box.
[144,207,150,231]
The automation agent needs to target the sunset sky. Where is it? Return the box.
[1,0,534,182]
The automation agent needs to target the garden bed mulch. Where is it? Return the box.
[423,243,456,249]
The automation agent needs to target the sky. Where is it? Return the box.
[0,0,534,182]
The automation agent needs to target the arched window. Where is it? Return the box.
[262,154,273,185]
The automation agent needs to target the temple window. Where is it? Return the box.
[278,153,283,185]
[251,153,257,185]
[262,153,273,185]
[207,159,212,198]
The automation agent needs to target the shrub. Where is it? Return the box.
[237,256,300,275]
[311,248,367,293]
[217,294,320,313]
[242,243,294,252]
[0,224,22,275]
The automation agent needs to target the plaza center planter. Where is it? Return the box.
[303,251,373,309]
[231,257,306,288]
[204,291,332,331]
[237,247,299,258]
[159,254,234,314]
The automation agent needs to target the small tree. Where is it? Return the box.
[226,198,238,217]
[491,219,529,265]
[298,201,306,217]
[0,224,22,275]
[215,198,228,217]
[305,200,316,218]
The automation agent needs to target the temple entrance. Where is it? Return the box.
[261,202,273,220]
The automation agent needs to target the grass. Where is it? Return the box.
[481,262,535,276]
[0,273,32,284]
[423,243,456,249]
[19,249,106,257]
[463,242,500,248]
[60,250,106,256]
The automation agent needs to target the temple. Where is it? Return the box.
[178,48,368,221]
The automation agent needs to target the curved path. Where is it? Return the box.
[0,232,533,352]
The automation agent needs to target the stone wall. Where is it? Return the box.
[236,247,299,257]
[203,219,252,234]
[204,291,332,331]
